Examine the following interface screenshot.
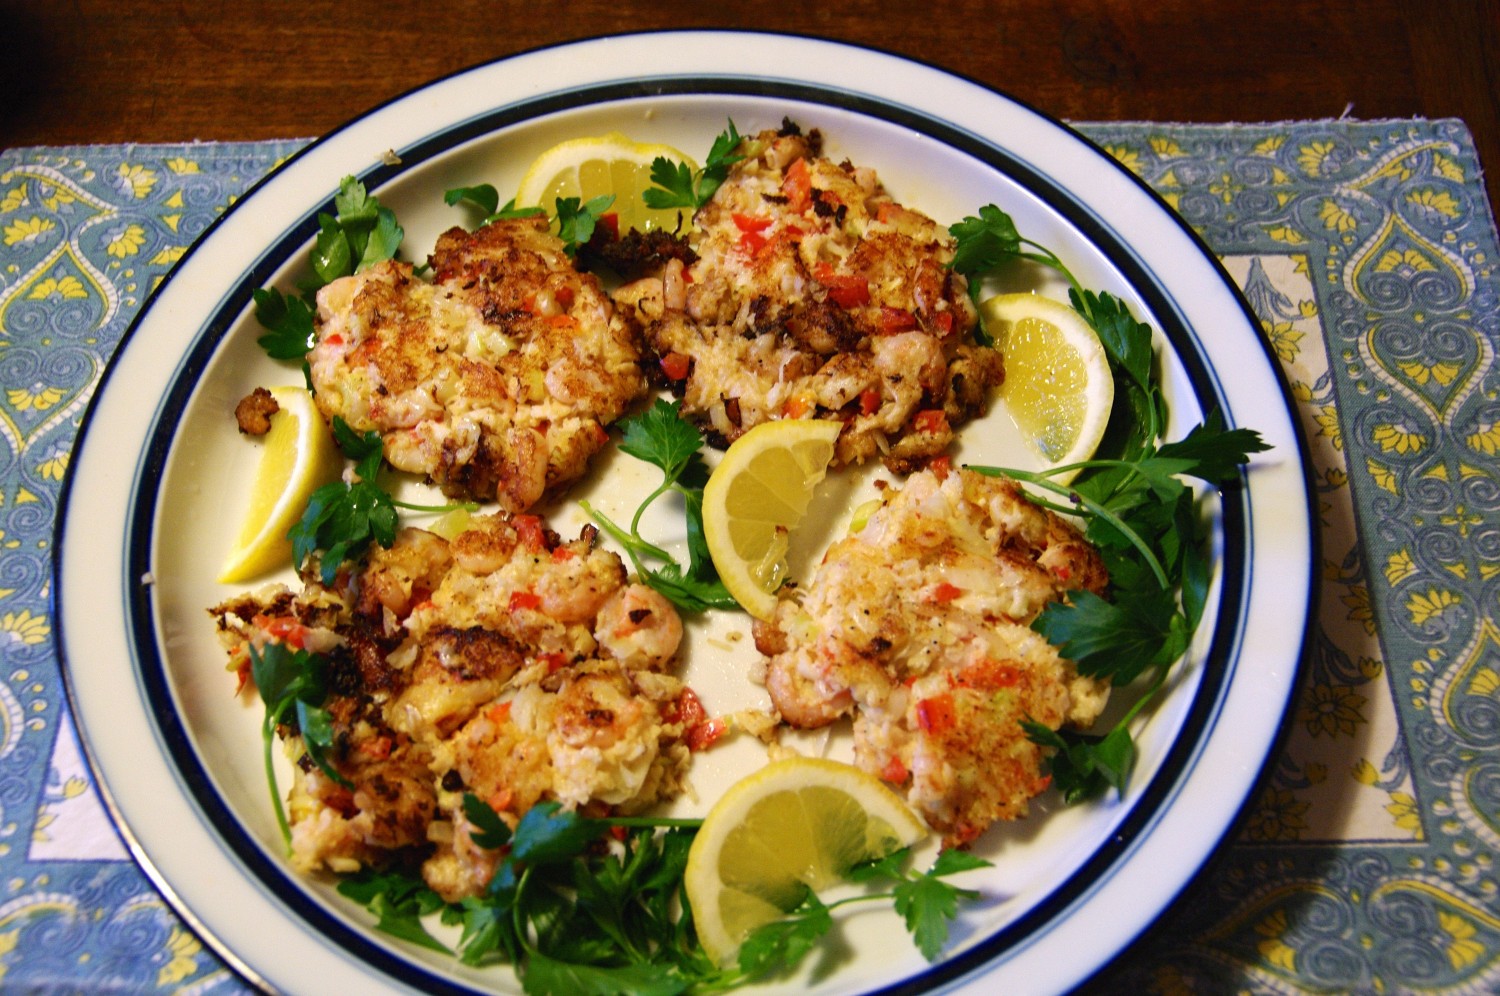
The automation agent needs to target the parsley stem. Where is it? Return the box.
[1028,456,1137,479]
[966,464,1170,588]
[262,713,293,851]
[822,892,897,913]
[580,500,674,565]
[388,498,479,514]
[513,865,535,953]
[1018,240,1081,295]
[629,478,677,541]
[1117,662,1170,727]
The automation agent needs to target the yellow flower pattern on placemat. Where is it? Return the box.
[1078,119,1500,995]
[0,140,303,992]
[1219,252,1419,846]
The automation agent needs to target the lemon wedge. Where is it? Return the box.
[516,131,696,234]
[684,757,928,964]
[218,386,343,583]
[981,292,1114,478]
[701,418,842,620]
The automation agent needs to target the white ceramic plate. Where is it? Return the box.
[55,31,1313,995]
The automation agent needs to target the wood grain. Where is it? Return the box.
[3,0,1495,210]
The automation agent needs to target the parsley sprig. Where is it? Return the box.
[310,176,405,288]
[290,418,474,585]
[251,286,318,361]
[955,203,1271,800]
[443,183,546,221]
[445,184,615,257]
[970,411,1268,799]
[336,868,451,954]
[336,796,989,992]
[580,399,737,613]
[248,641,348,849]
[643,120,744,212]
[948,202,1081,349]
[252,175,404,371]
[949,203,1079,294]
[554,194,615,255]
[754,847,991,969]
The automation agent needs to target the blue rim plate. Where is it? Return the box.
[53,31,1313,995]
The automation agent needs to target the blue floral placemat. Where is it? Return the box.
[0,120,1495,993]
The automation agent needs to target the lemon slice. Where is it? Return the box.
[516,131,696,234]
[685,757,928,964]
[218,386,343,583]
[701,418,842,620]
[981,293,1114,478]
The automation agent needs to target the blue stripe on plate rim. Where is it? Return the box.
[53,35,1313,995]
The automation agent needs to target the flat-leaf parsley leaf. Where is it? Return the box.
[248,641,348,849]
[289,418,475,584]
[643,120,743,211]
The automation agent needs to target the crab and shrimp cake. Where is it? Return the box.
[308,215,648,511]
[210,512,715,901]
[617,122,1003,472]
[753,467,1110,847]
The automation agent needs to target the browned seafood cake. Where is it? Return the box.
[211,513,715,901]
[308,216,648,511]
[614,123,1004,473]
[753,467,1110,847]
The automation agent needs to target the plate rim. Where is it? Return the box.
[51,29,1316,995]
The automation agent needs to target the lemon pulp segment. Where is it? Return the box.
[981,292,1114,477]
[700,419,842,619]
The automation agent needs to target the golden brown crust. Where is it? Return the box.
[210,512,700,900]
[759,468,1109,846]
[308,217,647,510]
[626,127,1003,471]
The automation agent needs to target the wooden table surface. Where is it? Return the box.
[4,0,1497,210]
